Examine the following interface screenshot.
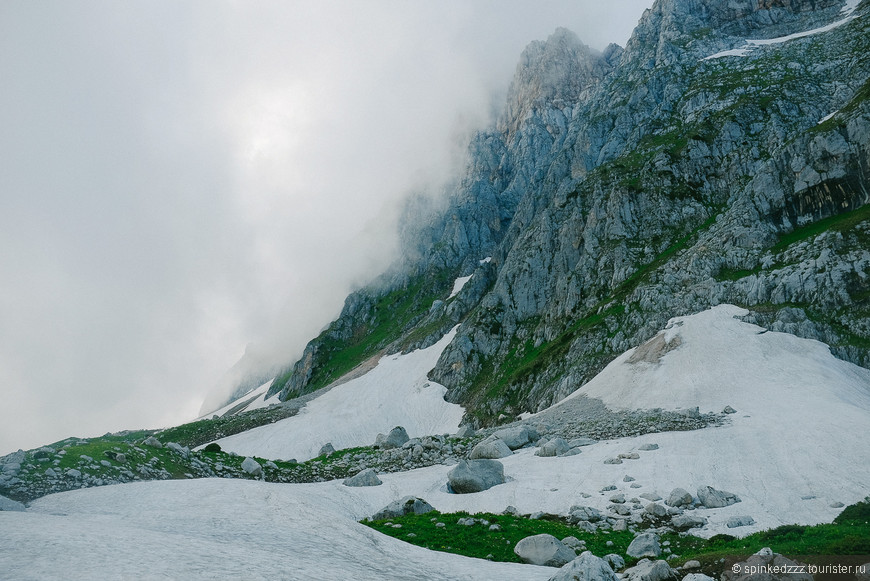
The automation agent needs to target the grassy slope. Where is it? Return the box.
[364,500,870,571]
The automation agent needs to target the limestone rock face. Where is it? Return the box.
[268,0,870,426]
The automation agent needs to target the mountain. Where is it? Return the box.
[257,0,870,427]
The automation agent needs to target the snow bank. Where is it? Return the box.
[448,275,473,299]
[212,328,465,461]
[0,478,550,581]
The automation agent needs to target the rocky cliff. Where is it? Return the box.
[267,0,870,426]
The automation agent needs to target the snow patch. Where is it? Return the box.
[818,110,838,124]
[448,275,473,299]
[1,479,550,581]
[212,328,465,461]
[479,256,492,264]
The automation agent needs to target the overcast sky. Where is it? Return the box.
[0,1,653,456]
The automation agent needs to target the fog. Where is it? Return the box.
[0,1,653,455]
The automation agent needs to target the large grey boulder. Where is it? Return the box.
[536,437,571,457]
[343,468,382,487]
[447,459,505,493]
[626,532,661,559]
[644,502,669,518]
[721,548,812,581]
[318,443,336,456]
[371,496,434,521]
[683,575,716,581]
[514,533,576,567]
[726,515,756,528]
[623,559,679,581]
[493,425,538,449]
[241,457,263,477]
[470,436,513,459]
[550,551,620,581]
[665,488,694,507]
[671,513,707,530]
[604,554,625,571]
[696,486,740,508]
[166,442,190,458]
[143,436,162,448]
[379,426,409,449]
[454,425,476,438]
[568,505,603,523]
[0,494,25,512]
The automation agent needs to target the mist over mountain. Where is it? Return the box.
[253,0,870,427]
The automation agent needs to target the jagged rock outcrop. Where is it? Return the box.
[267,0,870,425]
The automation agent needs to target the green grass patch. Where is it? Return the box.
[275,269,455,395]
[365,511,633,564]
[364,502,870,569]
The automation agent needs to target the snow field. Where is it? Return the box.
[0,478,552,581]
[211,327,465,461]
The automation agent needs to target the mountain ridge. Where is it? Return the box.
[256,0,870,427]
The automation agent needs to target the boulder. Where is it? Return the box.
[380,426,409,449]
[561,536,584,549]
[0,494,25,512]
[721,548,812,581]
[318,443,336,457]
[726,515,755,528]
[493,425,538,449]
[447,459,505,493]
[343,468,382,487]
[568,505,603,523]
[683,575,715,581]
[645,502,669,518]
[241,457,262,477]
[166,442,190,458]
[671,514,707,530]
[536,437,571,457]
[638,443,659,451]
[514,533,576,567]
[604,554,625,571]
[568,437,597,447]
[550,551,620,581]
[143,436,162,448]
[626,533,661,559]
[371,496,434,521]
[623,559,679,581]
[454,425,476,438]
[470,436,513,459]
[665,488,693,507]
[696,486,740,508]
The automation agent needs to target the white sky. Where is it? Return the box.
[0,1,653,456]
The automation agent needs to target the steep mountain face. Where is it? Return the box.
[267,0,870,426]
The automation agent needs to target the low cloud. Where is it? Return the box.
[0,1,652,454]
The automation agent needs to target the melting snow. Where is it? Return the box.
[818,110,838,124]
[448,275,473,299]
[212,327,464,461]
[0,478,551,581]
